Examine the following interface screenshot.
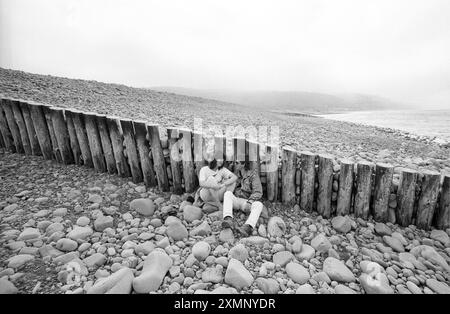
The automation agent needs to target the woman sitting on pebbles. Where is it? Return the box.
[194,156,238,212]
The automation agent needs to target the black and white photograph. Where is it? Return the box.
[0,0,449,303]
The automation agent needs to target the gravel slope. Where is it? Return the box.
[1,68,449,174]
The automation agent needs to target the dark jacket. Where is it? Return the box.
[235,168,263,201]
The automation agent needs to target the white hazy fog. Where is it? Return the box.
[1,0,449,109]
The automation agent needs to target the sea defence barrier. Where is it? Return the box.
[0,97,449,231]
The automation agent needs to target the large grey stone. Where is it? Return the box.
[130,198,155,217]
[87,267,134,294]
[183,205,203,222]
[311,234,331,253]
[166,221,188,241]
[133,249,173,293]
[331,216,351,233]
[224,258,254,289]
[322,257,356,283]
[286,262,310,284]
[228,244,248,263]
[17,228,40,241]
[273,251,294,267]
[67,226,93,241]
[267,216,286,238]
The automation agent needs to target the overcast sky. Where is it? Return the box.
[1,0,449,108]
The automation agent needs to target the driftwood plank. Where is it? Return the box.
[28,101,53,159]
[265,144,279,202]
[64,109,82,165]
[19,101,41,155]
[416,170,441,230]
[120,118,142,182]
[372,163,394,222]
[68,109,93,168]
[134,120,157,187]
[247,140,261,175]
[354,161,374,219]
[299,151,316,213]
[281,147,297,204]
[3,99,24,154]
[147,124,169,191]
[0,99,15,153]
[396,168,418,227]
[51,107,74,164]
[106,116,131,177]
[337,159,354,216]
[85,112,106,172]
[317,154,334,218]
[167,128,183,194]
[436,174,450,230]
[193,131,207,176]
[96,114,117,174]
[179,128,197,193]
[11,100,32,155]
[42,105,62,162]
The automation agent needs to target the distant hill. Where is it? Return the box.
[150,87,403,114]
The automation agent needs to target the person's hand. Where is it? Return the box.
[215,183,225,190]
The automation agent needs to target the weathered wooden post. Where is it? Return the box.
[214,134,226,161]
[134,120,157,187]
[416,170,441,230]
[10,100,32,155]
[337,159,354,216]
[106,116,130,177]
[354,161,374,219]
[266,144,279,202]
[96,114,117,174]
[281,146,297,204]
[299,151,316,213]
[51,107,74,164]
[317,154,334,218]
[28,101,53,159]
[0,99,15,153]
[167,128,183,194]
[3,99,24,153]
[147,124,169,191]
[120,118,142,182]
[436,174,450,230]
[85,112,106,172]
[42,105,62,162]
[247,140,261,174]
[193,131,207,176]
[395,168,418,227]
[68,109,93,168]
[19,101,41,155]
[233,136,246,175]
[64,109,82,165]
[179,128,197,193]
[372,163,394,222]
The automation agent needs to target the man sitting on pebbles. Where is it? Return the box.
[222,159,264,237]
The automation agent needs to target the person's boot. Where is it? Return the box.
[237,224,253,237]
[221,216,234,229]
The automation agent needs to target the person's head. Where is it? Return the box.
[208,158,218,170]
[235,159,250,173]
[215,152,227,169]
